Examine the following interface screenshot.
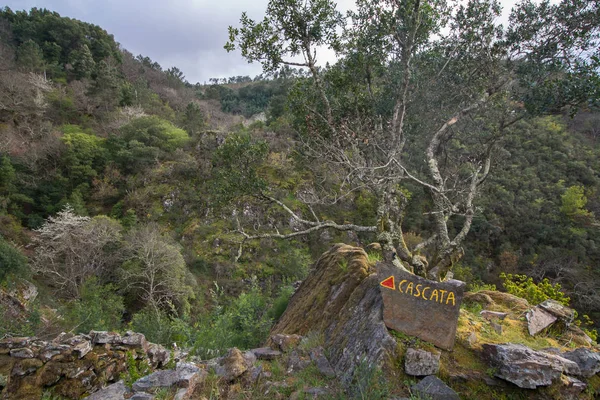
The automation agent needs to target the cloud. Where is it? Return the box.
[5,0,270,82]
[3,0,542,83]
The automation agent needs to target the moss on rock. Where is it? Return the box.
[270,243,372,336]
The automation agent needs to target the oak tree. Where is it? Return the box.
[226,0,600,280]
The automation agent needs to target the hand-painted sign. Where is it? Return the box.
[378,262,466,350]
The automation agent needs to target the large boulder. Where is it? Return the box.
[561,348,600,378]
[482,343,581,389]
[270,244,397,386]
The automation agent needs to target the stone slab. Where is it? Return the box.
[377,262,465,350]
[526,306,557,336]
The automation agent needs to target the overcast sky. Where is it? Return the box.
[5,0,525,84]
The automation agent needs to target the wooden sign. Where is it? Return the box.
[377,262,466,350]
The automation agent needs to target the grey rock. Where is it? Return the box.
[0,337,29,350]
[90,331,122,345]
[147,343,171,368]
[122,331,148,348]
[130,393,155,400]
[526,306,557,336]
[286,351,311,374]
[309,347,336,378]
[69,336,93,358]
[480,310,507,321]
[39,344,71,361]
[65,365,89,379]
[323,273,398,387]
[466,332,478,347]
[539,299,575,324]
[490,321,503,335]
[53,332,74,344]
[242,350,257,365]
[404,348,440,376]
[9,347,34,358]
[561,348,600,378]
[251,347,282,360]
[305,387,328,397]
[483,343,581,389]
[411,375,460,400]
[11,359,43,376]
[248,364,263,384]
[85,381,129,400]
[558,375,587,400]
[271,334,302,352]
[132,362,204,394]
[558,376,587,400]
[214,348,250,381]
[173,388,188,400]
[175,361,202,384]
[132,370,180,392]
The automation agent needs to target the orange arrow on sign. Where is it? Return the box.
[380,275,395,290]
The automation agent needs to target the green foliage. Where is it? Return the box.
[467,282,497,293]
[108,116,189,173]
[211,132,269,205]
[560,185,594,220]
[181,102,205,135]
[16,39,44,72]
[224,280,273,348]
[0,239,28,282]
[266,242,312,280]
[346,357,391,400]
[1,8,121,79]
[366,252,382,265]
[69,44,95,79]
[192,279,273,358]
[0,156,31,215]
[121,350,151,388]
[267,284,294,321]
[0,297,41,337]
[500,273,570,306]
[121,223,194,312]
[130,307,193,346]
[62,278,124,333]
[89,59,121,111]
[60,126,106,188]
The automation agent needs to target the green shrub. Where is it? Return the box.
[129,307,193,347]
[62,278,124,333]
[268,285,294,321]
[192,279,273,358]
[346,357,391,400]
[0,239,29,283]
[500,273,570,305]
[121,350,151,388]
[0,300,41,337]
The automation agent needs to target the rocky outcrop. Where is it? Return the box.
[482,343,581,389]
[269,244,398,386]
[561,348,600,378]
[0,331,170,399]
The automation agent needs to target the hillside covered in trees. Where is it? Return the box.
[0,0,599,364]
